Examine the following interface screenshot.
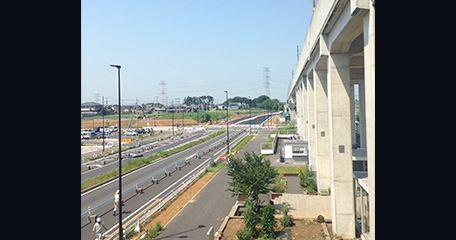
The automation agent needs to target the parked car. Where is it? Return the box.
[82,131,96,139]
[109,126,118,132]
[124,130,138,136]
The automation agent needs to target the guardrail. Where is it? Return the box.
[81,130,246,221]
[103,131,248,240]
[81,129,209,170]
[81,129,207,165]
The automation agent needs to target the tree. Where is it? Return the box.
[260,204,277,239]
[243,195,258,236]
[226,152,278,205]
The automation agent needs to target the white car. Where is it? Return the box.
[124,130,138,136]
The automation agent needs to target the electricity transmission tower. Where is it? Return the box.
[263,67,271,97]
[159,81,167,105]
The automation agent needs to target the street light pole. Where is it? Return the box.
[224,91,229,155]
[249,96,251,135]
[110,64,123,240]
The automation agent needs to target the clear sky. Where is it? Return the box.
[81,0,312,106]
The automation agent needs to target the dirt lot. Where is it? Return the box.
[81,118,198,129]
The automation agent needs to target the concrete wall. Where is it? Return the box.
[287,0,374,239]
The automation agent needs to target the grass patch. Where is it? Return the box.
[262,143,272,149]
[206,162,226,173]
[273,166,307,174]
[231,134,254,153]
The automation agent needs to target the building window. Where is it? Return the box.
[292,145,305,154]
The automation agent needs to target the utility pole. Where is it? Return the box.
[224,91,229,154]
[102,96,105,152]
[249,96,251,135]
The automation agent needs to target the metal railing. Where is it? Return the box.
[81,130,245,219]
[104,131,248,240]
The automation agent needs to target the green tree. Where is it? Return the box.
[243,195,258,236]
[226,152,278,205]
[260,204,277,239]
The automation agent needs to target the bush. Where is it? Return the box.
[270,175,287,193]
[280,214,294,227]
[317,215,325,223]
[298,166,318,192]
[147,221,163,238]
[236,229,252,240]
[260,205,277,239]
[243,195,259,235]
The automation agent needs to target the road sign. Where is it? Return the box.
[220,155,227,161]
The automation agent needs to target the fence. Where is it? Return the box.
[103,131,248,240]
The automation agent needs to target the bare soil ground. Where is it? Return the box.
[81,118,198,129]
[130,172,214,240]
[80,112,274,129]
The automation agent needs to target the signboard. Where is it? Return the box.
[283,113,289,116]
[220,155,227,161]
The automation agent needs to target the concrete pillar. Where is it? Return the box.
[358,81,366,148]
[296,86,302,137]
[363,3,375,239]
[350,83,356,146]
[302,76,308,140]
[313,68,330,191]
[327,52,355,239]
[307,74,316,169]
[298,81,304,138]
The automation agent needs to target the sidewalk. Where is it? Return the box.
[155,130,271,239]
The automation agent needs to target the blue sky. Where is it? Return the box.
[81,0,312,106]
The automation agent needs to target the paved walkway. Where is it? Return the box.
[284,176,303,194]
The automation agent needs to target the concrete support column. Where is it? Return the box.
[363,4,375,239]
[327,52,355,239]
[302,76,308,140]
[307,74,316,169]
[350,83,356,146]
[358,80,366,148]
[296,86,302,137]
[314,68,330,191]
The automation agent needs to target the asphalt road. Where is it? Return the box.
[80,114,278,239]
[81,128,247,240]
[154,129,272,239]
[81,130,208,180]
